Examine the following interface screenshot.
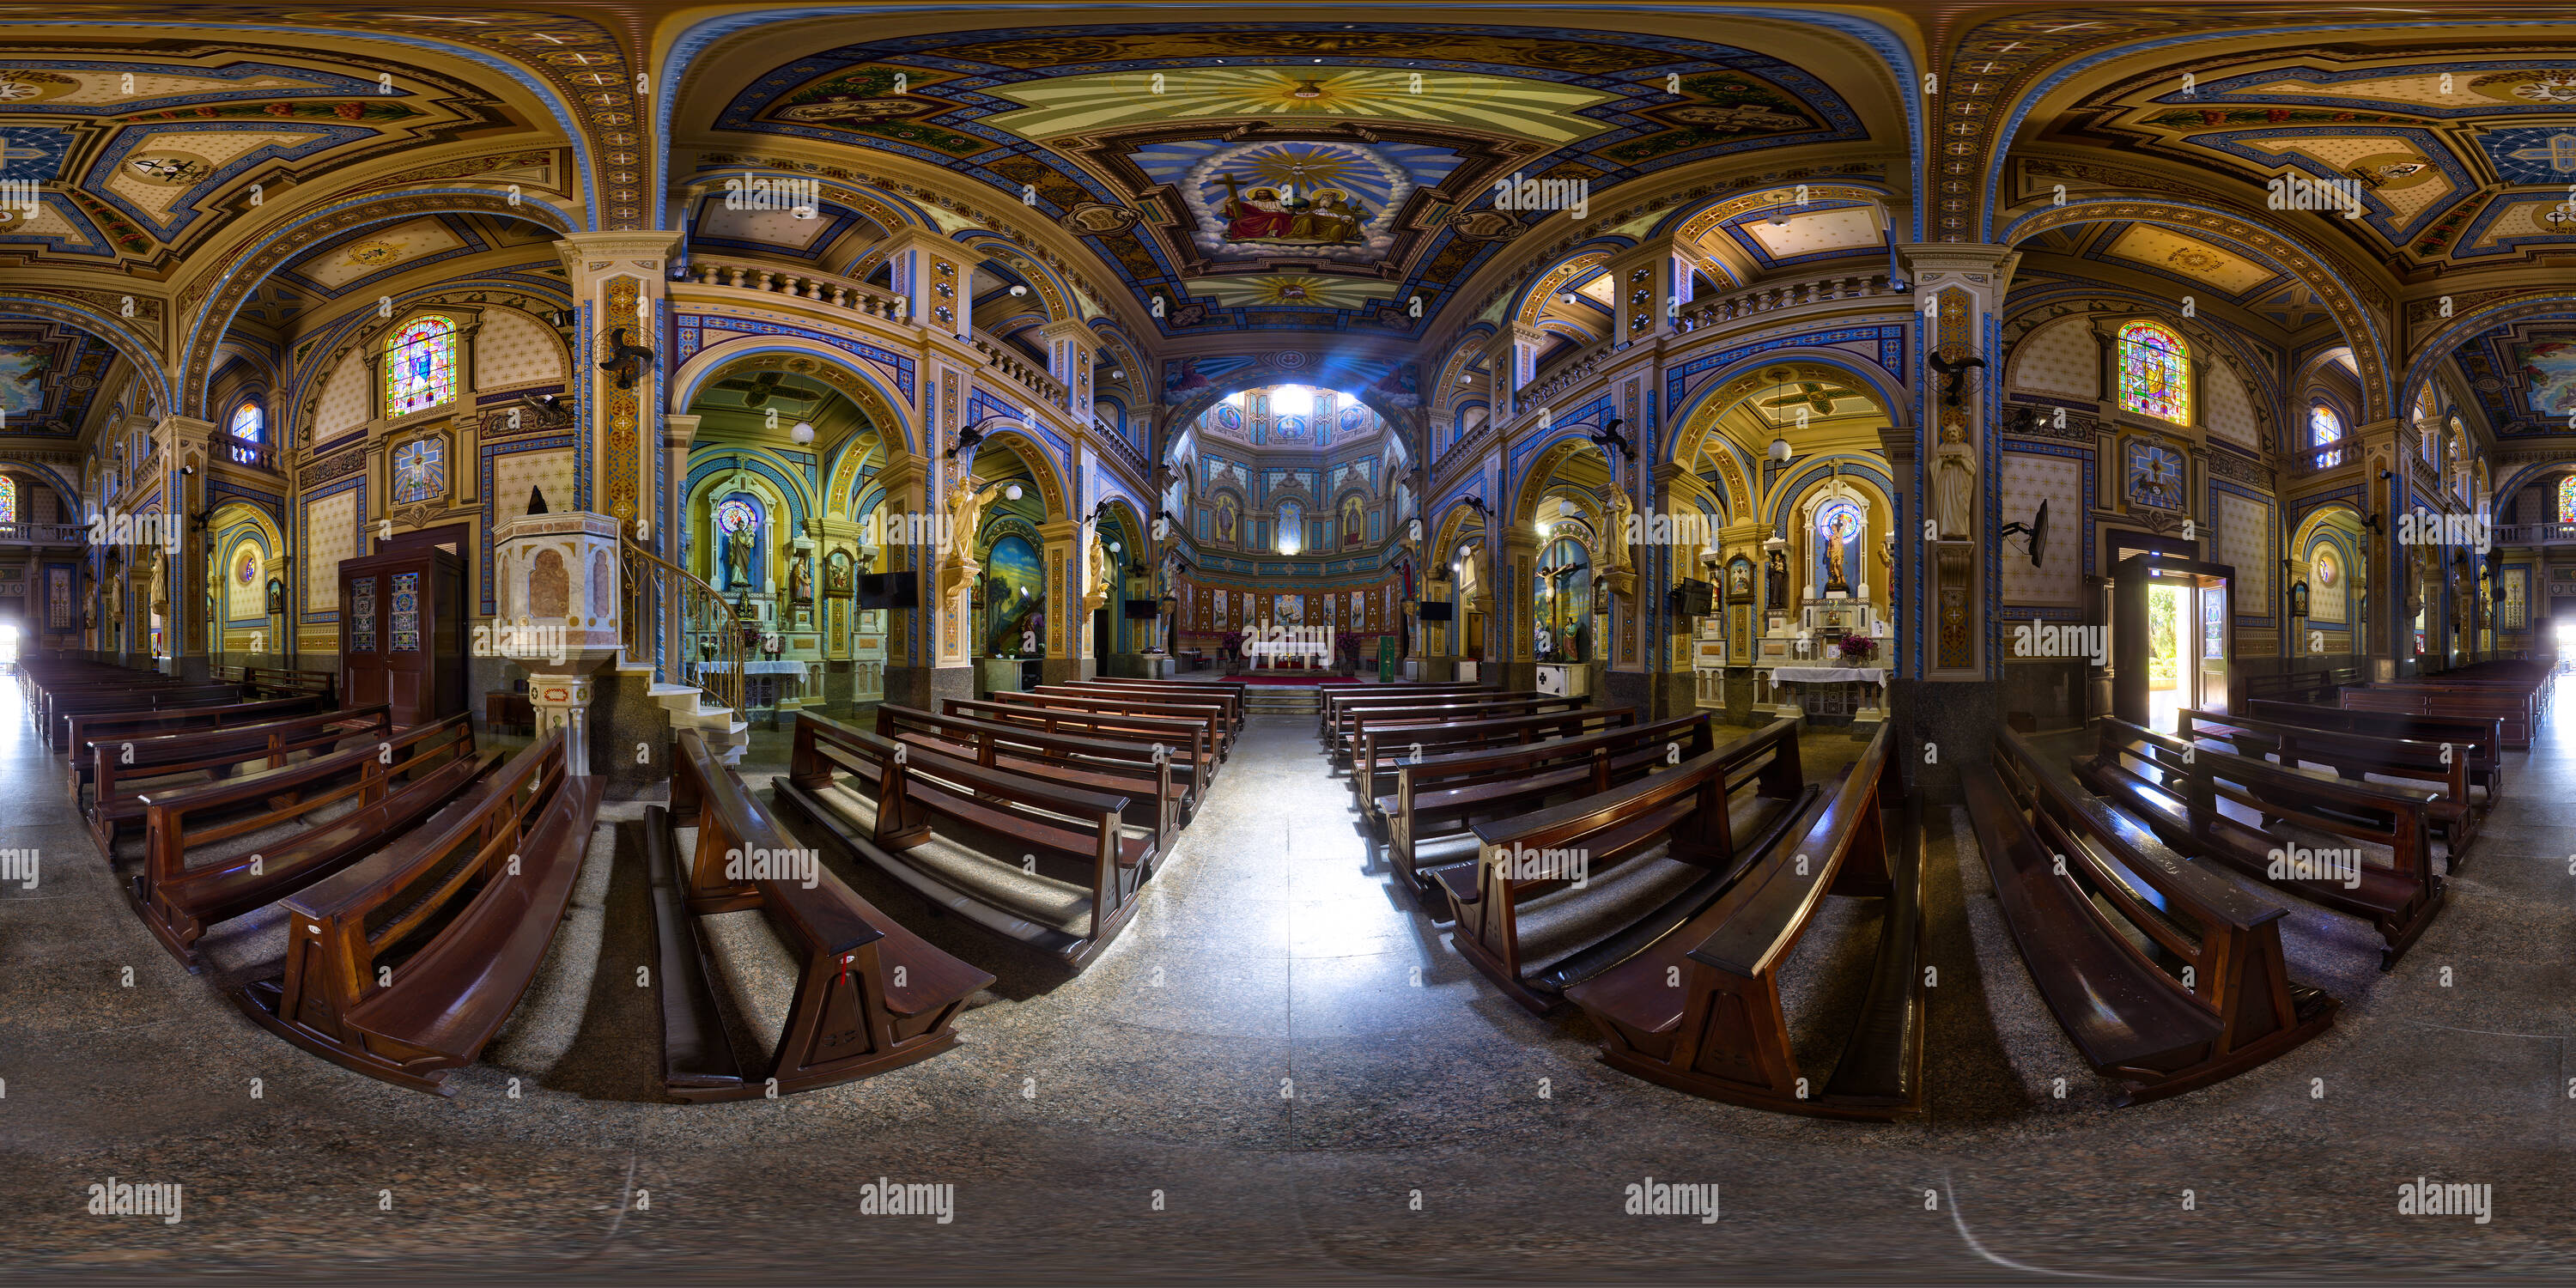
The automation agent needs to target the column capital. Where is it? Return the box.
[665,412,702,454]
[1894,242,2021,284]
[553,231,682,294]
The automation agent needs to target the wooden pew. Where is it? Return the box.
[2179,706,2482,864]
[1435,718,1814,1012]
[1060,678,1246,732]
[65,693,335,786]
[48,683,252,753]
[1030,683,1236,746]
[234,730,603,1096]
[875,703,1182,854]
[1386,713,1721,898]
[989,690,1231,762]
[1338,693,1588,767]
[942,697,1211,799]
[2340,683,2535,750]
[2243,666,2359,706]
[2245,699,2505,799]
[644,727,993,1102]
[2078,717,2444,970]
[128,714,496,969]
[85,704,396,855]
[1562,724,1928,1121]
[1965,731,2336,1105]
[1325,687,1523,748]
[1320,682,1487,736]
[774,713,1145,969]
[1353,706,1638,825]
[33,675,206,742]
[224,665,338,704]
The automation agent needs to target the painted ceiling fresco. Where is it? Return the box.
[0,319,116,436]
[2456,317,2576,437]
[0,50,531,271]
[715,24,1868,337]
[2063,53,2576,269]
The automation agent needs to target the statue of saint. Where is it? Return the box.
[1823,513,1853,593]
[1934,450,1976,540]
[724,526,754,590]
[1603,487,1637,574]
[1765,549,1789,611]
[1084,530,1115,614]
[944,480,987,565]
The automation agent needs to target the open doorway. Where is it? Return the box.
[0,621,16,672]
[2111,553,2233,730]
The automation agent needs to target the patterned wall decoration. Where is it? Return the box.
[299,480,361,617]
[2213,486,2273,617]
[602,276,641,521]
[2000,449,2087,606]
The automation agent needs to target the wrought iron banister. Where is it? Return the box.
[621,535,744,719]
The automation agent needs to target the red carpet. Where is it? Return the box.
[1233,672,1360,685]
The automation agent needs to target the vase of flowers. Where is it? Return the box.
[1836,634,1877,665]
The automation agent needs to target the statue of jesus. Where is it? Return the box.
[724,527,755,591]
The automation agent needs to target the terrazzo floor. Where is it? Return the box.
[3,676,2572,1285]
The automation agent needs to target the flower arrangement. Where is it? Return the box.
[1835,634,1877,664]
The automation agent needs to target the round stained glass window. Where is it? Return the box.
[235,549,259,585]
[717,498,757,534]
[2314,548,2338,587]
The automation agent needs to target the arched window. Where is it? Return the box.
[2117,320,2190,423]
[229,399,262,441]
[2310,404,2343,468]
[2557,475,2576,526]
[385,315,458,416]
[0,474,16,525]
[1277,500,1303,555]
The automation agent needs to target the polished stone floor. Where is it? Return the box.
[2,677,2572,1284]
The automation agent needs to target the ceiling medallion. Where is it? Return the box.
[2165,246,2225,273]
[346,240,404,268]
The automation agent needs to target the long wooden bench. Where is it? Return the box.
[1321,683,1488,736]
[1030,683,1237,750]
[223,665,338,703]
[1354,706,1638,826]
[1435,718,1814,1012]
[1563,724,1927,1121]
[33,676,218,745]
[2179,705,2482,864]
[66,693,336,790]
[1965,731,2336,1105]
[943,697,1210,801]
[22,665,185,729]
[989,690,1231,762]
[49,683,253,753]
[644,726,993,1102]
[774,713,1145,969]
[1339,694,1589,767]
[2078,717,2443,970]
[2245,699,2506,799]
[2242,666,2359,706]
[235,730,603,1095]
[86,704,396,855]
[1387,713,1721,898]
[1326,688,1531,750]
[876,703,1183,855]
[128,714,495,969]
[1058,678,1245,732]
[2340,683,2535,750]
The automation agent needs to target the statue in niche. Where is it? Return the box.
[1822,509,1856,594]
[1765,549,1789,611]
[1934,450,1976,540]
[1602,487,1637,574]
[723,524,755,591]
[790,553,813,605]
[147,552,167,619]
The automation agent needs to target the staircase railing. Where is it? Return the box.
[621,536,744,719]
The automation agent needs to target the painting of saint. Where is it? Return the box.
[1214,496,1238,544]
[1218,177,1297,240]
[1215,173,1364,246]
[0,343,52,417]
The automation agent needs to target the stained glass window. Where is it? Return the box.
[2314,547,2339,587]
[392,437,444,503]
[2311,404,2343,467]
[229,400,262,441]
[2117,320,2190,423]
[385,315,457,416]
[717,497,757,534]
[0,474,15,524]
[1277,501,1302,555]
[2558,475,2575,526]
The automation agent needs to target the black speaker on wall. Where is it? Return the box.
[1417,601,1455,622]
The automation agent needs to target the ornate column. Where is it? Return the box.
[1895,243,2019,800]
[158,416,216,679]
[1041,319,1094,416]
[1037,516,1088,684]
[555,231,682,526]
[877,228,957,336]
[1498,526,1540,692]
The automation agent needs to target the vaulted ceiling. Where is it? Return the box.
[684,21,1898,338]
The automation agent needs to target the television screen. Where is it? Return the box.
[857,572,919,609]
[1417,601,1454,622]
[1123,598,1162,619]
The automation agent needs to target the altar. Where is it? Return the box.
[690,658,813,713]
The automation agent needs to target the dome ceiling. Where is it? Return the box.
[709,22,1872,338]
